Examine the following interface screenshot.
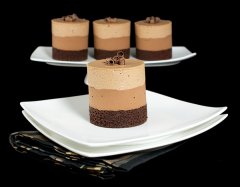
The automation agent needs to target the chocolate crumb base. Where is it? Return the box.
[94,48,130,59]
[89,105,147,128]
[136,48,172,60]
[52,48,88,61]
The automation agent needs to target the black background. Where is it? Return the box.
[4,0,238,185]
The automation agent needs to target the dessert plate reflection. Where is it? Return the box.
[22,110,227,157]
[30,47,196,67]
[20,90,227,147]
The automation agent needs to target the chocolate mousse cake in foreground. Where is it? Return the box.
[93,17,130,59]
[87,52,147,128]
[135,16,172,60]
[51,14,89,61]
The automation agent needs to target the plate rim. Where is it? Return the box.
[22,110,228,157]
[30,46,197,67]
[20,90,227,147]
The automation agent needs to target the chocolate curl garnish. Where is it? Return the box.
[118,57,125,65]
[145,16,161,23]
[117,51,124,58]
[105,17,117,23]
[62,13,79,22]
[105,58,115,65]
[112,56,119,62]
[104,51,125,65]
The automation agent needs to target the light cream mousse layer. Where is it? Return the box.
[93,18,130,39]
[51,14,89,51]
[93,18,130,51]
[135,19,172,38]
[135,18,172,51]
[87,59,145,90]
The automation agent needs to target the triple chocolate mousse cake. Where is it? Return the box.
[87,52,147,128]
[51,14,89,61]
[93,17,130,59]
[135,16,172,60]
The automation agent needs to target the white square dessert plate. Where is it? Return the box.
[30,47,196,67]
[22,110,228,157]
[20,91,227,147]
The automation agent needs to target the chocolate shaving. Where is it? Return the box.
[105,17,117,23]
[117,51,124,57]
[62,14,79,22]
[106,58,115,65]
[118,57,125,65]
[104,51,125,65]
[145,16,161,23]
[112,56,119,62]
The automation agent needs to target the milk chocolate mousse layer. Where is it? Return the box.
[135,17,172,60]
[51,14,89,61]
[89,85,146,110]
[87,55,147,128]
[93,17,130,59]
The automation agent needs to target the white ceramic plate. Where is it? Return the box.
[20,91,227,147]
[22,110,227,157]
[30,47,196,67]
